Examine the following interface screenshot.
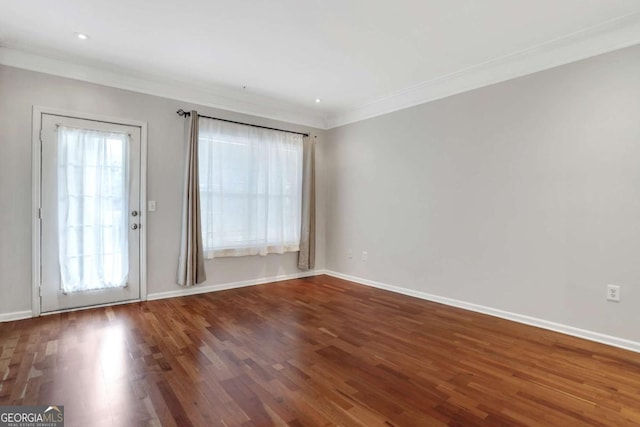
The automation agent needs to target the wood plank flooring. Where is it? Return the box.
[1,275,640,426]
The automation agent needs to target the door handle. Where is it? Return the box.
[131,223,139,230]
[131,210,138,217]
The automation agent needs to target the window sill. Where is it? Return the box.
[204,244,300,259]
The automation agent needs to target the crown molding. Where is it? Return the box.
[326,12,640,129]
[0,47,328,129]
[2,12,639,131]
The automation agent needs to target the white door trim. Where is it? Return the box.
[31,106,148,317]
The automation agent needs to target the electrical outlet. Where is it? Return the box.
[148,200,157,212]
[607,285,620,302]
[361,251,368,261]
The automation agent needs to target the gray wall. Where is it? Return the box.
[326,45,640,342]
[0,65,326,316]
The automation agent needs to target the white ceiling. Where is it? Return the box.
[1,0,639,128]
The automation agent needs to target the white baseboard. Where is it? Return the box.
[147,270,323,301]
[323,270,640,354]
[0,310,33,322]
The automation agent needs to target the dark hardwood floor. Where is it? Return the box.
[1,275,640,426]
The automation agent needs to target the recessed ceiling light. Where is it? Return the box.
[315,99,321,103]
[75,32,90,40]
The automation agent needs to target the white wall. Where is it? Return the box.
[325,45,640,343]
[0,65,326,317]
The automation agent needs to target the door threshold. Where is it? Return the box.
[40,298,143,316]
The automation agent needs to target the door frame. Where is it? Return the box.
[31,106,148,316]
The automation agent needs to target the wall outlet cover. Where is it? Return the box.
[607,284,620,302]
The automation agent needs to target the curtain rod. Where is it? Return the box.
[176,109,309,137]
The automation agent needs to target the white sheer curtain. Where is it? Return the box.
[57,126,130,292]
[198,118,303,258]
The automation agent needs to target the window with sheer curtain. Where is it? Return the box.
[57,126,130,292]
[198,117,303,258]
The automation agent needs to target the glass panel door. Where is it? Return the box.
[40,114,141,312]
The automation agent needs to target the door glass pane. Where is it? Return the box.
[57,126,130,292]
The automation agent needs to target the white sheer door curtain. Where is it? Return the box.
[57,126,130,292]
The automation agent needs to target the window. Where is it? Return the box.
[198,118,303,257]
[57,126,130,291]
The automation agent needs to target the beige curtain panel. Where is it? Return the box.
[298,136,316,270]
[177,111,206,286]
